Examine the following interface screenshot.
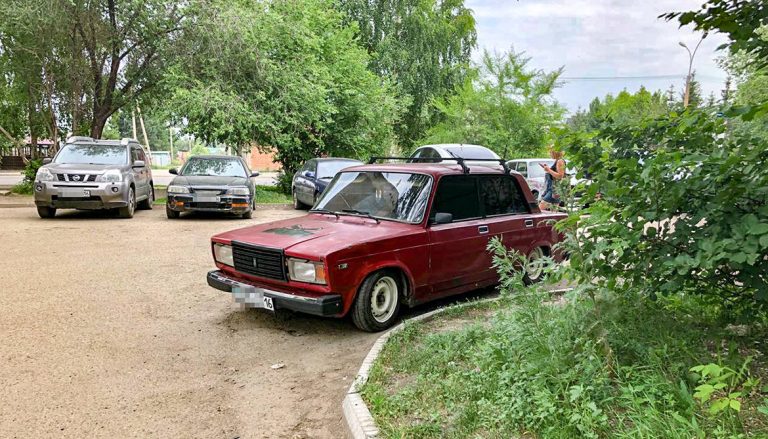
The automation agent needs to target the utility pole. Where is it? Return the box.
[136,104,151,154]
[131,110,138,140]
[679,34,705,108]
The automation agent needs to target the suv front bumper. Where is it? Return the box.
[207,270,343,316]
[34,181,130,209]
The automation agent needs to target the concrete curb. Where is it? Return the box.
[341,287,574,438]
[341,300,498,439]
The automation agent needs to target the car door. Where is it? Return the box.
[130,146,149,199]
[427,175,490,298]
[477,174,536,283]
[298,160,318,205]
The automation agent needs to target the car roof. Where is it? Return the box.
[342,162,520,178]
[312,157,363,163]
[66,139,134,147]
[187,154,242,160]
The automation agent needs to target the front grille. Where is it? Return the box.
[57,174,96,182]
[232,241,287,281]
[191,188,225,196]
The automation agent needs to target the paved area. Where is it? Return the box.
[0,207,374,438]
[0,170,279,188]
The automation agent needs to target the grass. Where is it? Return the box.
[255,185,291,204]
[10,181,33,195]
[361,292,768,438]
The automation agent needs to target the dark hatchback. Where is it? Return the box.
[291,158,362,209]
[166,155,259,219]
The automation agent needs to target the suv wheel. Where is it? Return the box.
[523,247,548,285]
[351,270,402,332]
[119,187,136,218]
[138,185,154,210]
[37,206,56,218]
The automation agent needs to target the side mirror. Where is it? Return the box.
[169,168,178,175]
[433,212,453,225]
[250,171,260,177]
[42,158,52,165]
[132,160,145,168]
[304,170,316,179]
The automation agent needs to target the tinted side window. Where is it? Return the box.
[131,147,141,163]
[479,175,529,216]
[517,162,528,177]
[431,176,481,221]
[137,148,147,163]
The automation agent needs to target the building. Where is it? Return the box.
[0,139,55,169]
[248,145,281,171]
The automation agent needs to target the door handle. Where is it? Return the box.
[525,219,534,227]
[478,225,489,234]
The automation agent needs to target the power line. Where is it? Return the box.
[560,74,724,81]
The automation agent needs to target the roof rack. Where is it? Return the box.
[367,156,510,175]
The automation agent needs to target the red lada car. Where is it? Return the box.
[207,160,566,331]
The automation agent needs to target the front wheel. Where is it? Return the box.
[351,271,402,332]
[37,206,56,218]
[166,205,180,219]
[118,187,136,218]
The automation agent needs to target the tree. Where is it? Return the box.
[165,0,402,191]
[0,0,184,143]
[568,87,671,133]
[338,0,477,148]
[420,49,563,158]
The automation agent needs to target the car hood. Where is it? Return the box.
[212,214,419,258]
[45,163,123,172]
[171,175,247,186]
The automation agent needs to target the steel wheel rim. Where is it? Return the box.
[526,247,545,280]
[370,276,398,323]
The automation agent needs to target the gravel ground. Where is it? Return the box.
[0,206,379,438]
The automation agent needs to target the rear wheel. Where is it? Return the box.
[118,187,135,218]
[37,206,56,218]
[137,184,153,210]
[523,247,548,285]
[351,270,402,332]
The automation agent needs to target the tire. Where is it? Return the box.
[241,200,253,219]
[137,184,153,210]
[523,247,548,285]
[292,190,306,210]
[37,206,56,218]
[166,205,180,219]
[118,187,136,218]
[351,270,402,332]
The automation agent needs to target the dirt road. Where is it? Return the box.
[0,206,378,438]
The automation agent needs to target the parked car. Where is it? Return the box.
[166,155,259,219]
[409,144,500,165]
[207,159,566,331]
[33,136,154,219]
[506,158,583,201]
[291,158,363,209]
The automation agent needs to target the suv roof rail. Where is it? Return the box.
[66,136,94,143]
[367,156,510,175]
[120,137,141,145]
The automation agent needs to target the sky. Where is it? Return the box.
[464,0,730,113]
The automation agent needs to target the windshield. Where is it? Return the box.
[181,158,246,177]
[317,161,360,179]
[314,171,433,223]
[55,144,128,165]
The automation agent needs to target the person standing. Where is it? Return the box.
[538,147,566,211]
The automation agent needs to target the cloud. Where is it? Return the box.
[465,0,729,111]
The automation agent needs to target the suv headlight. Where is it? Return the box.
[228,187,250,196]
[287,258,326,284]
[213,243,234,266]
[98,169,123,182]
[167,185,190,194]
[35,167,55,182]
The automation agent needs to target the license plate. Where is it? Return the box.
[61,188,91,197]
[197,196,219,203]
[232,286,275,312]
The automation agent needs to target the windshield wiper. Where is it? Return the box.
[309,208,339,219]
[341,209,380,223]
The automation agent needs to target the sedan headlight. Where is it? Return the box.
[287,258,326,284]
[228,187,250,196]
[98,169,123,183]
[213,243,234,266]
[167,185,190,194]
[35,167,55,182]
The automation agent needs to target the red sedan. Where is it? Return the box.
[207,159,566,331]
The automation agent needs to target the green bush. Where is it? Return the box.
[9,159,43,195]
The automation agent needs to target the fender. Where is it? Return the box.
[339,257,417,315]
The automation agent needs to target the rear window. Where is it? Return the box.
[445,146,498,160]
